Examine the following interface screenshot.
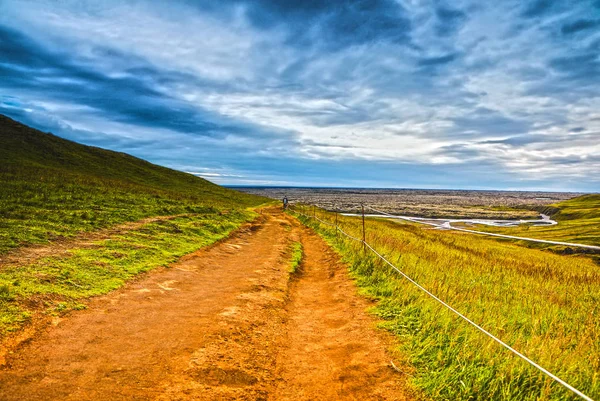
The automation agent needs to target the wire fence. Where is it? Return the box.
[288,202,595,401]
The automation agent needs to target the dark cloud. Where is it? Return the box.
[198,0,413,49]
[548,53,600,81]
[321,0,412,47]
[418,53,458,67]
[434,143,483,160]
[435,6,467,36]
[450,108,531,137]
[302,139,360,149]
[480,132,600,147]
[521,0,556,18]
[535,154,600,166]
[513,66,548,82]
[561,19,600,35]
[481,135,548,147]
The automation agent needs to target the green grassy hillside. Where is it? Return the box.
[478,194,600,248]
[551,194,600,219]
[0,114,266,254]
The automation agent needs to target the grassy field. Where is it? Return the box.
[475,194,600,248]
[0,114,267,337]
[0,114,266,255]
[293,205,600,400]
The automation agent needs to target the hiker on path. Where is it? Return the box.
[283,197,288,210]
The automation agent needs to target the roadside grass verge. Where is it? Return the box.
[289,241,303,274]
[0,210,256,337]
[293,206,600,400]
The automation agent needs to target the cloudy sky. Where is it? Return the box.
[1,0,599,191]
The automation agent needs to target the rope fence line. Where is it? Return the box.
[288,203,595,401]
[365,205,600,251]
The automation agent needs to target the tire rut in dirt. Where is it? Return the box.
[274,226,413,400]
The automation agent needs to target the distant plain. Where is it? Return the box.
[236,187,582,219]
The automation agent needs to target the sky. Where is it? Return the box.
[0,0,599,191]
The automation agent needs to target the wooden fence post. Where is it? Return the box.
[335,208,338,238]
[362,204,366,252]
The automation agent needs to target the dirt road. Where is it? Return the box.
[0,208,412,400]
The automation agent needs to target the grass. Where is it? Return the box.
[0,114,267,255]
[475,194,600,248]
[294,205,600,400]
[0,114,268,336]
[289,241,303,274]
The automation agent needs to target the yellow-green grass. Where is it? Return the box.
[294,206,600,400]
[474,194,600,248]
[289,241,303,274]
[0,211,255,336]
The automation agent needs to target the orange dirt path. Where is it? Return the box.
[0,208,413,400]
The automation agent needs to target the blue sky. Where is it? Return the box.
[0,0,599,191]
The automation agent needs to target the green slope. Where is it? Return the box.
[552,193,600,221]
[0,114,267,254]
[532,194,600,247]
[476,194,600,248]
